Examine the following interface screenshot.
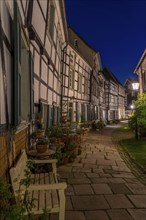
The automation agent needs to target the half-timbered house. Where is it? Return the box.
[103,67,125,122]
[0,0,67,177]
[134,49,146,94]
[61,27,103,124]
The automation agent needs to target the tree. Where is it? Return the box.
[135,93,146,131]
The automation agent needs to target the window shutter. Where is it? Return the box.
[29,51,34,120]
[13,0,20,126]
[57,107,61,124]
[49,5,55,39]
[48,105,53,128]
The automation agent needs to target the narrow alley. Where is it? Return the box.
[51,126,146,220]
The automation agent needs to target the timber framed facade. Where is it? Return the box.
[134,49,146,94]
[61,27,104,124]
[103,67,125,122]
[0,0,126,177]
[0,0,68,177]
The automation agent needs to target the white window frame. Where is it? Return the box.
[69,68,74,90]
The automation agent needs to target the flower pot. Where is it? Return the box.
[36,130,45,138]
[36,144,48,153]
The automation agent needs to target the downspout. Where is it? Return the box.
[89,70,93,121]
[60,42,67,125]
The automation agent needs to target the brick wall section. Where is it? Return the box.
[13,128,27,161]
[0,136,8,177]
[0,127,28,178]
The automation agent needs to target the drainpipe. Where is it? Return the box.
[60,42,67,125]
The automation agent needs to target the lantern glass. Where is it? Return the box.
[132,82,139,91]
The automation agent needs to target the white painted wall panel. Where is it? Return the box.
[54,76,57,91]
[6,0,14,17]
[1,1,11,43]
[21,0,27,12]
[40,83,47,100]
[45,37,52,57]
[34,78,39,102]
[34,50,40,76]
[38,0,47,17]
[66,65,69,76]
[66,55,69,65]
[49,70,53,88]
[64,88,68,96]
[48,89,52,104]
[65,77,68,87]
[31,1,45,43]
[41,60,48,82]
[56,95,60,105]
[17,0,25,24]
[0,53,6,124]
[51,45,55,64]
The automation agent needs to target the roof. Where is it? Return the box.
[102,67,123,86]
[134,49,146,73]
[68,26,97,53]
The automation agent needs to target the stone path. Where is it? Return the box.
[51,126,146,220]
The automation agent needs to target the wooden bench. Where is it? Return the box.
[10,150,67,220]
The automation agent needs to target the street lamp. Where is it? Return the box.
[131,81,139,140]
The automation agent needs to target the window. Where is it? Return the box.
[48,3,55,40]
[78,74,82,93]
[69,68,74,89]
[84,78,88,94]
[69,51,75,67]
[74,39,78,47]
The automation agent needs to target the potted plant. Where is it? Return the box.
[36,138,49,153]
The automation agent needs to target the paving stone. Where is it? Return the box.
[105,155,123,161]
[71,195,110,210]
[116,161,128,166]
[57,166,72,172]
[91,183,113,194]
[128,195,146,208]
[68,178,91,184]
[91,177,109,183]
[104,169,120,174]
[112,166,131,172]
[99,173,112,177]
[65,211,86,220]
[85,210,110,220]
[83,164,98,168]
[59,172,74,179]
[65,185,74,195]
[112,173,135,178]
[68,163,83,167]
[108,178,126,183]
[108,183,132,194]
[99,165,112,170]
[107,209,133,220]
[124,178,140,184]
[128,209,146,220]
[72,167,91,172]
[73,172,87,178]
[86,173,99,178]
[97,159,116,166]
[66,196,73,210]
[126,183,146,194]
[73,184,94,195]
[105,194,134,208]
[81,158,97,164]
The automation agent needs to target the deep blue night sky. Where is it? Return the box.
[65,0,146,84]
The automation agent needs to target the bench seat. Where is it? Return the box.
[10,150,67,220]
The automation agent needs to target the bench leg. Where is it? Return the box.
[59,190,65,220]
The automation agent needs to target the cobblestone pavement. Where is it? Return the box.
[51,126,146,220]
